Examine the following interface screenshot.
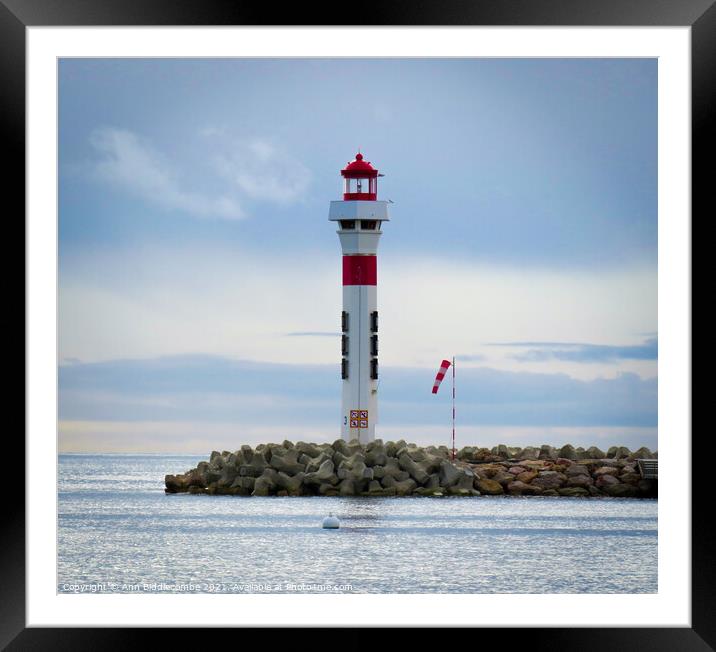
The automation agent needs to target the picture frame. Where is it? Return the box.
[8,0,706,645]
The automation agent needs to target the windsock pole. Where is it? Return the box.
[452,356,456,460]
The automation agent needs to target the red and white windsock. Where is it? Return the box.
[432,359,452,394]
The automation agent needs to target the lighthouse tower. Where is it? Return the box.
[329,153,390,443]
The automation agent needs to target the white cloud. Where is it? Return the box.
[89,127,245,220]
[214,138,311,204]
[59,244,657,382]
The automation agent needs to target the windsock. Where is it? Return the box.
[432,359,452,394]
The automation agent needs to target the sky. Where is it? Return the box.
[58,58,658,453]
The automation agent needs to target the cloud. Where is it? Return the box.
[58,354,657,452]
[59,245,657,382]
[213,138,311,204]
[286,332,341,337]
[457,354,487,362]
[89,127,245,220]
[491,337,658,363]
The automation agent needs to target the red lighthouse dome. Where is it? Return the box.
[341,152,379,200]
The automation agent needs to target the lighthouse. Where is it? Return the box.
[329,153,390,443]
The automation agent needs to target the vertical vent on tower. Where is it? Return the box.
[342,335,349,355]
[341,358,349,379]
[370,358,378,380]
[341,311,349,332]
[370,311,378,333]
[371,334,378,356]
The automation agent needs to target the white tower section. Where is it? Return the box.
[328,153,390,443]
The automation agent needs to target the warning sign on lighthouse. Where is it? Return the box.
[350,410,369,428]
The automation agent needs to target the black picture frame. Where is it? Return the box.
[7,0,705,647]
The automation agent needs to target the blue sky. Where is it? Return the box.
[58,58,657,453]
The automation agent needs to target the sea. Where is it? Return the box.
[58,454,658,594]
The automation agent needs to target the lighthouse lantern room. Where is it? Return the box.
[328,153,390,442]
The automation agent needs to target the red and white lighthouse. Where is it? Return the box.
[329,153,390,443]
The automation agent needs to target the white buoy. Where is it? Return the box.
[322,513,340,529]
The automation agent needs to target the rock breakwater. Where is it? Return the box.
[165,440,657,498]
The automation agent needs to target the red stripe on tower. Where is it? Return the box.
[343,255,377,286]
[432,359,452,394]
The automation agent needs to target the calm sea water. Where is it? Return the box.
[58,454,657,594]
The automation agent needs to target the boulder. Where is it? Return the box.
[565,464,590,476]
[217,466,238,488]
[531,472,566,490]
[493,470,517,487]
[276,471,305,495]
[453,468,477,492]
[397,453,430,484]
[365,444,388,467]
[594,466,619,477]
[367,480,383,493]
[332,439,349,455]
[506,480,542,496]
[380,475,396,489]
[516,471,538,484]
[476,478,504,495]
[595,474,619,488]
[315,459,335,480]
[472,463,503,479]
[318,483,340,496]
[557,444,577,460]
[229,476,255,494]
[619,472,642,486]
[382,459,404,479]
[346,438,363,455]
[558,487,589,497]
[338,478,357,496]
[586,446,606,459]
[520,460,549,471]
[555,458,575,467]
[508,466,527,475]
[305,452,331,473]
[457,446,475,461]
[269,449,305,475]
[439,460,463,487]
[252,469,279,496]
[295,442,322,458]
[538,445,557,460]
[203,469,222,485]
[164,474,184,493]
[518,446,539,460]
[566,474,593,488]
[633,446,655,460]
[394,478,417,495]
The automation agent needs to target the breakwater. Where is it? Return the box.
[164,440,657,498]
